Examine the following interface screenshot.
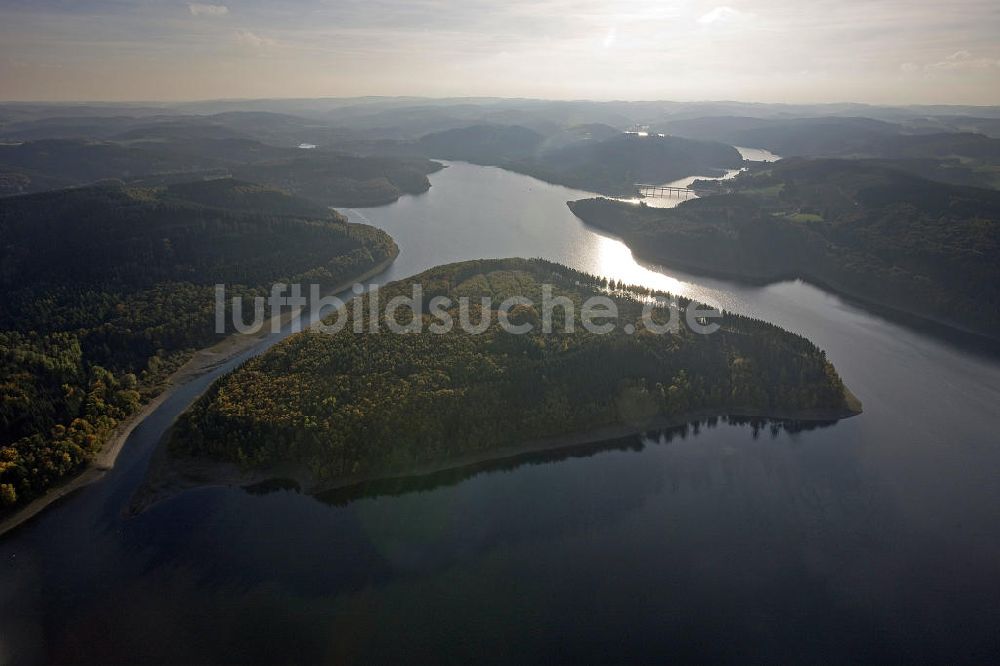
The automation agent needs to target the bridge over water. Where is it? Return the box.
[634,183,697,199]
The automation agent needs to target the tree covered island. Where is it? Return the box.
[162,258,860,497]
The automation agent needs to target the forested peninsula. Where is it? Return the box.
[412,126,744,196]
[568,158,1000,339]
[157,258,860,500]
[0,178,398,512]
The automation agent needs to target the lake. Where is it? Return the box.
[1,162,998,663]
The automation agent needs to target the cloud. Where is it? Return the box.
[2,0,1000,103]
[234,30,278,49]
[926,50,1000,71]
[188,3,228,17]
[602,26,616,49]
[900,51,1000,75]
[697,6,751,25]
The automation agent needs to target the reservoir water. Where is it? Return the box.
[1,162,998,663]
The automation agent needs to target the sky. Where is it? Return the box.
[1,0,999,104]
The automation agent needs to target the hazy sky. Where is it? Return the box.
[1,0,999,104]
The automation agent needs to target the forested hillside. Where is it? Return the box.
[414,124,545,163]
[663,116,1000,188]
[232,153,441,207]
[411,125,744,195]
[0,179,398,509]
[512,133,744,195]
[170,258,857,485]
[664,116,903,156]
[0,137,442,205]
[568,159,1000,338]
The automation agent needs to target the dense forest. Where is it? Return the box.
[568,158,1000,338]
[415,124,547,163]
[663,115,1000,162]
[410,125,744,195]
[511,132,744,195]
[0,178,398,510]
[0,136,441,205]
[170,258,857,485]
[232,153,441,207]
[663,116,1000,188]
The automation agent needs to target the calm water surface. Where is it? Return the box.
[1,162,999,664]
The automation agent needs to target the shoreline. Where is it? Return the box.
[456,159,737,199]
[129,393,862,515]
[568,200,1000,348]
[0,251,399,540]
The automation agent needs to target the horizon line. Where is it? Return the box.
[1,95,999,110]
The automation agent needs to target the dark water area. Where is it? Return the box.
[1,163,999,663]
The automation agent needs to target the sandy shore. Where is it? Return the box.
[129,391,862,515]
[0,253,398,539]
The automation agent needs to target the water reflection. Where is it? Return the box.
[348,161,740,311]
[591,233,693,295]
[241,418,842,508]
[735,145,781,162]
